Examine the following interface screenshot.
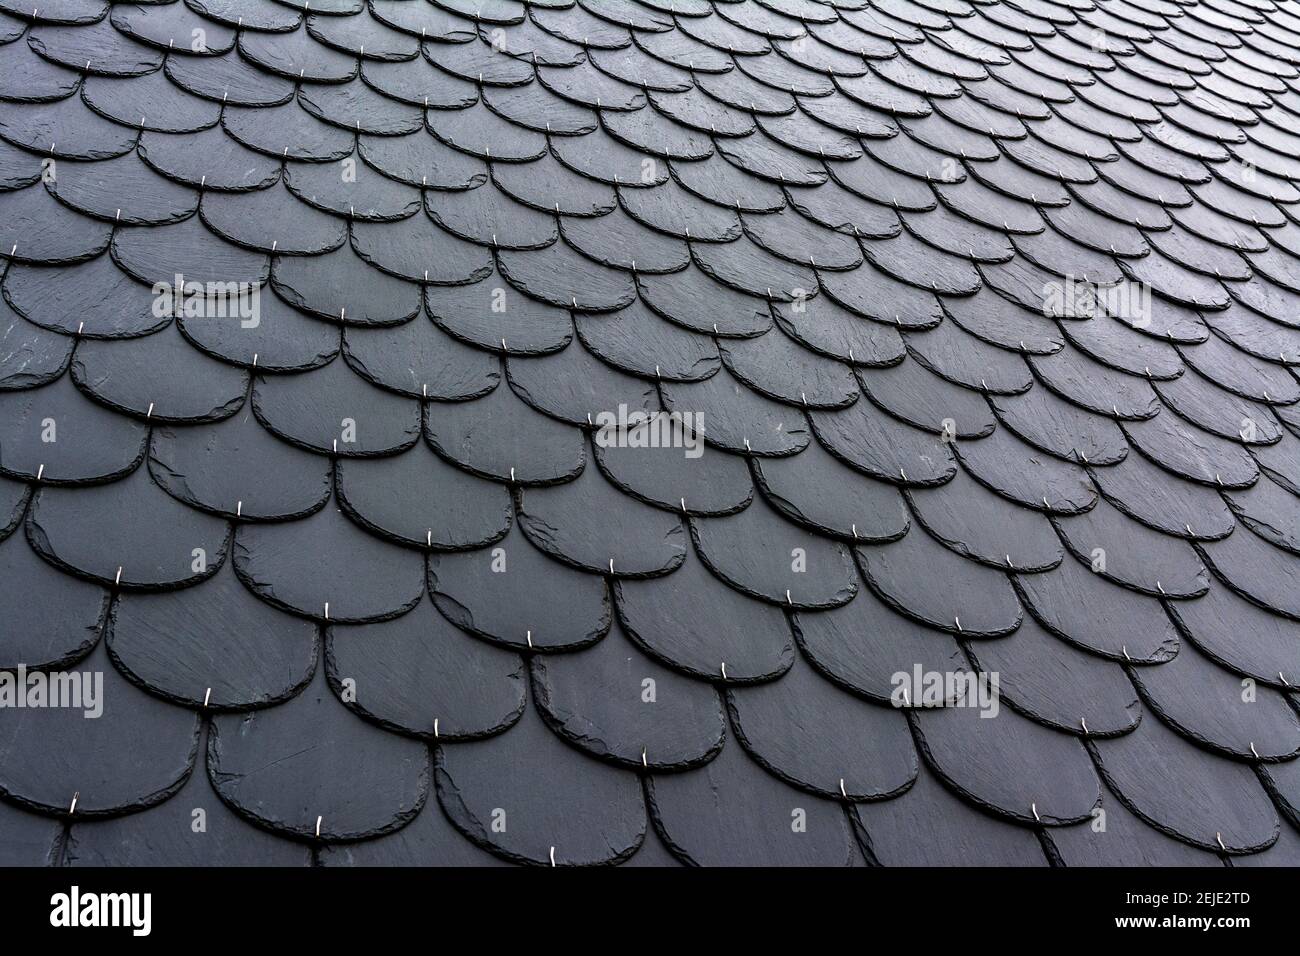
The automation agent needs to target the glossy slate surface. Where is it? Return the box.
[0,0,1299,867]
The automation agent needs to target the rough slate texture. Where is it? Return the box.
[1,0,1300,867]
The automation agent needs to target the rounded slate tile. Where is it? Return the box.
[70,322,249,424]
[28,464,230,589]
[593,431,752,518]
[808,393,955,487]
[1052,496,1210,599]
[234,500,425,623]
[1199,523,1300,621]
[0,95,137,161]
[614,543,793,684]
[647,734,859,867]
[1089,450,1236,541]
[222,100,356,162]
[912,698,1100,826]
[691,493,857,610]
[772,294,906,368]
[1123,410,1259,489]
[729,652,916,800]
[352,213,494,285]
[966,615,1140,738]
[0,182,112,265]
[149,406,332,522]
[428,528,610,652]
[753,435,908,543]
[0,372,148,484]
[0,526,107,669]
[637,267,772,337]
[336,441,512,551]
[3,253,163,339]
[64,725,311,866]
[855,527,1022,637]
[111,214,269,287]
[954,423,1096,515]
[327,597,526,741]
[164,48,298,108]
[253,357,421,457]
[0,296,72,389]
[719,327,859,409]
[517,460,687,578]
[425,378,585,486]
[1090,705,1279,853]
[990,379,1129,466]
[660,365,810,457]
[109,557,317,709]
[209,664,431,841]
[1014,554,1180,664]
[425,272,573,356]
[200,180,348,255]
[853,760,1048,866]
[0,641,200,817]
[506,341,656,427]
[574,300,720,383]
[435,691,646,866]
[908,468,1063,573]
[344,316,499,402]
[271,243,421,327]
[318,797,511,867]
[48,150,199,226]
[82,69,223,134]
[179,289,340,373]
[532,619,725,771]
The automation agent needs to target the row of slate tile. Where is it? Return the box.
[2,0,1300,864]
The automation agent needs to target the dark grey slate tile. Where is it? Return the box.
[0,641,199,816]
[426,271,573,355]
[1045,792,1225,867]
[82,69,223,134]
[0,182,112,265]
[271,243,421,326]
[109,557,316,709]
[210,663,430,840]
[0,295,71,389]
[1090,447,1235,540]
[327,597,525,741]
[0,94,137,160]
[531,619,724,770]
[428,527,610,652]
[0,525,106,669]
[647,733,859,866]
[1090,704,1279,854]
[436,688,646,865]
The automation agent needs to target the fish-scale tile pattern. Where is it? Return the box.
[1,0,1299,867]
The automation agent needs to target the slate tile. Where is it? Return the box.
[532,618,724,770]
[0,371,148,483]
[647,734,860,866]
[46,150,194,228]
[359,130,487,190]
[563,204,690,274]
[164,47,297,106]
[110,541,313,707]
[853,760,1048,866]
[0,798,63,866]
[902,203,1016,265]
[752,434,907,543]
[808,387,954,487]
[990,377,1129,466]
[575,300,718,384]
[436,688,645,865]
[967,614,1140,738]
[28,18,162,75]
[0,525,106,669]
[110,2,236,55]
[0,295,72,389]
[601,99,714,160]
[516,456,686,577]
[0,35,82,102]
[673,152,786,212]
[319,797,511,866]
[0,94,138,160]
[1090,447,1235,541]
[28,463,230,589]
[112,213,268,287]
[620,179,740,242]
[186,0,302,31]
[223,100,355,162]
[149,403,330,522]
[139,127,282,191]
[328,597,524,741]
[83,69,224,134]
[942,284,1062,355]
[284,157,422,222]
[428,527,609,652]
[729,651,915,800]
[772,292,906,367]
[614,542,793,683]
[210,663,429,840]
[856,524,1021,638]
[1045,791,1224,866]
[64,723,312,866]
[820,258,943,329]
[271,243,420,326]
[858,358,996,439]
[0,181,112,265]
[908,468,1062,572]
[1014,553,1180,664]
[1053,495,1210,599]
[0,641,199,817]
[70,322,248,424]
[234,501,425,623]
[1090,704,1279,854]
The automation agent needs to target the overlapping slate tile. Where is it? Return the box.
[2,0,1300,868]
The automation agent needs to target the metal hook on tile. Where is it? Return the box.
[641,748,648,769]
[720,661,728,680]
[434,718,439,739]
[526,630,533,649]
[1216,833,1227,852]
[315,816,322,839]
[549,846,556,867]
[1250,742,1259,759]
[203,687,211,709]
[69,792,78,815]
[115,566,123,586]
[1080,717,1089,735]
[36,464,44,483]
[1031,802,1040,823]
[323,602,330,620]
[839,778,847,799]
[954,616,963,633]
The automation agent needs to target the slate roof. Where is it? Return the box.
[1,0,1300,868]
